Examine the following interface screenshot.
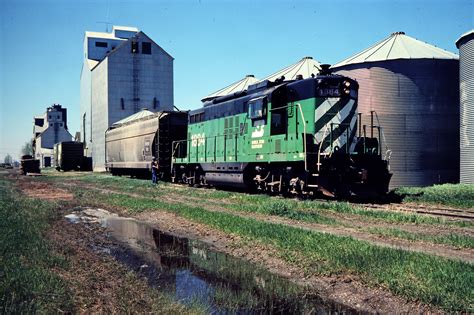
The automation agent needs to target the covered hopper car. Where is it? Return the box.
[105,111,188,179]
[172,74,392,198]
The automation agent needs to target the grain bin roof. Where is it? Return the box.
[332,32,458,68]
[259,56,321,82]
[201,75,259,102]
[456,29,474,48]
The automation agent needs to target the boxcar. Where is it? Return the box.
[20,155,40,175]
[54,141,85,171]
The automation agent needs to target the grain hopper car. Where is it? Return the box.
[105,111,188,179]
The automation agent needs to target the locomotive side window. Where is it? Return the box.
[190,112,205,124]
[270,89,288,135]
[248,97,267,120]
[271,108,287,135]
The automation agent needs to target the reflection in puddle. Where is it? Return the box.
[67,210,352,313]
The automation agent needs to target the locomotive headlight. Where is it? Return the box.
[342,81,351,95]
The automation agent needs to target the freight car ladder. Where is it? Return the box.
[158,115,172,179]
[132,40,140,112]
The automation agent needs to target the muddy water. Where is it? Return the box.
[68,209,352,313]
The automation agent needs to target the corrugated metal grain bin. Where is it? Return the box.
[456,30,474,184]
[332,32,460,189]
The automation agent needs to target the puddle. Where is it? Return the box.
[65,213,81,224]
[66,207,117,224]
[66,209,353,313]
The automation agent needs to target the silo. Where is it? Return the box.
[332,32,459,188]
[456,30,474,184]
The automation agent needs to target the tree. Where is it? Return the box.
[4,154,12,164]
[21,141,33,156]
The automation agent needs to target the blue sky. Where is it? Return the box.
[0,0,472,160]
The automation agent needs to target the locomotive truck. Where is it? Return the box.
[171,74,392,198]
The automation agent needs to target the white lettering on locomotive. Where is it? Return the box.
[191,133,206,147]
[251,139,265,149]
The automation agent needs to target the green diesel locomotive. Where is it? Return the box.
[172,74,391,198]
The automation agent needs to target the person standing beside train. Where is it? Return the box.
[151,157,159,185]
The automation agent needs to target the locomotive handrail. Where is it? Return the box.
[317,123,331,172]
[294,103,308,172]
[373,111,391,161]
[172,134,238,163]
[174,104,308,168]
[171,141,180,158]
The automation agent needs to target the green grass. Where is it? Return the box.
[226,197,338,225]
[75,184,471,248]
[63,172,466,227]
[40,172,474,239]
[367,227,474,249]
[396,184,474,208]
[44,170,474,213]
[71,188,474,311]
[0,179,74,313]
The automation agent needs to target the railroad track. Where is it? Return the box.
[362,203,474,221]
[179,185,474,221]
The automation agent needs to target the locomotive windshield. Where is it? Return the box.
[248,97,267,119]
